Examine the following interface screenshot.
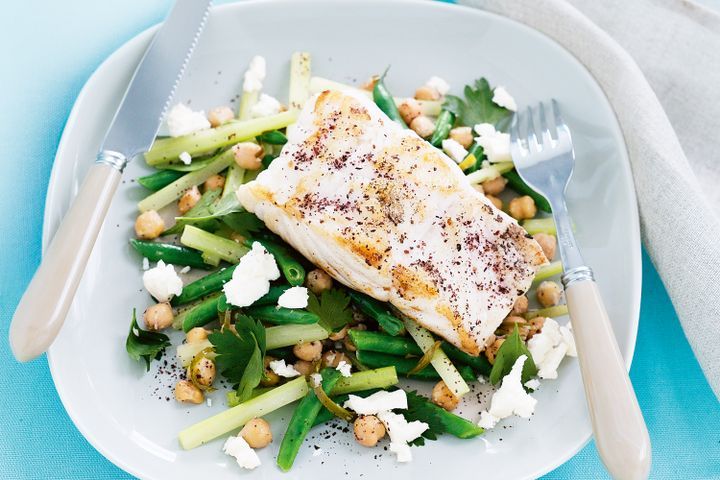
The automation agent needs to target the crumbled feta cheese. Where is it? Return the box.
[250,93,282,119]
[344,390,407,415]
[223,435,261,470]
[206,397,213,407]
[312,447,324,457]
[524,379,541,391]
[179,265,191,274]
[425,76,450,96]
[223,242,280,307]
[142,257,150,271]
[277,286,309,309]
[165,103,211,137]
[492,86,517,111]
[310,373,323,388]
[268,359,301,378]
[527,318,576,379]
[336,361,352,377]
[377,411,428,463]
[243,55,266,93]
[142,260,183,302]
[473,123,511,163]
[477,355,537,429]
[441,138,469,164]
[179,151,192,165]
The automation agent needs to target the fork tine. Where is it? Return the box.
[551,99,569,138]
[538,102,553,145]
[525,106,541,153]
[509,113,524,158]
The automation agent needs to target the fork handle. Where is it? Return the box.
[565,276,651,480]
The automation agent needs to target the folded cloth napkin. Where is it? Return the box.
[461,0,720,398]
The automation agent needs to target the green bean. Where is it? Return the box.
[405,390,484,438]
[253,285,291,306]
[503,170,552,213]
[129,239,211,269]
[245,305,319,325]
[373,69,407,127]
[347,291,404,336]
[348,330,421,356]
[257,130,288,145]
[172,266,236,306]
[250,238,305,286]
[175,293,224,332]
[356,351,475,381]
[463,143,484,173]
[137,170,185,191]
[277,369,341,471]
[430,109,456,147]
[442,342,492,376]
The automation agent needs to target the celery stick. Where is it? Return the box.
[177,339,214,367]
[533,260,563,283]
[238,90,259,121]
[465,162,515,185]
[523,217,557,236]
[181,226,249,264]
[265,324,329,350]
[331,367,398,395]
[178,377,309,450]
[308,76,441,116]
[145,111,298,165]
[221,163,245,198]
[403,319,470,397]
[289,52,311,111]
[138,150,235,212]
[523,304,569,320]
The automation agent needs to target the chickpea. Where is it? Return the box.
[508,195,537,220]
[431,381,460,411]
[409,115,436,139]
[178,185,201,214]
[414,85,441,101]
[143,302,174,330]
[186,327,209,343]
[322,350,349,369]
[174,380,203,404]
[134,210,165,240]
[486,194,503,210]
[534,233,557,261]
[207,105,234,127]
[510,295,529,315]
[229,232,247,244]
[473,184,485,195]
[482,176,508,196]
[203,174,225,191]
[328,325,349,341]
[305,268,333,295]
[343,323,367,352]
[398,99,422,125]
[498,315,529,339]
[293,341,323,362]
[353,415,386,447]
[449,126,473,149]
[190,357,216,388]
[232,142,263,170]
[293,360,314,376]
[527,316,546,340]
[485,337,505,365]
[261,356,280,387]
[361,75,379,91]
[240,418,273,448]
[536,281,562,308]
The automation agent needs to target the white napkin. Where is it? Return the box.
[461,0,720,397]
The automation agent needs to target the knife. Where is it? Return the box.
[9,0,213,361]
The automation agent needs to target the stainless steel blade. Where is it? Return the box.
[101,0,212,158]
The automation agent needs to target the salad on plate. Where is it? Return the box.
[126,51,577,472]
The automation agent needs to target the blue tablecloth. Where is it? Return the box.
[1,1,718,478]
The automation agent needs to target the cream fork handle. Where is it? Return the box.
[565,278,651,480]
[9,162,121,361]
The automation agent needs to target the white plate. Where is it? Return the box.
[46,1,641,479]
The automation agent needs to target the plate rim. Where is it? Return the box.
[44,1,643,478]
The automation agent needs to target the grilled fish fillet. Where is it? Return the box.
[238,90,547,355]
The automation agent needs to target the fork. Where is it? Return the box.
[510,101,651,480]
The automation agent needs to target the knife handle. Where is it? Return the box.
[9,157,123,361]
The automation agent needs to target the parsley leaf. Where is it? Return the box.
[221,211,266,238]
[126,309,171,371]
[443,78,512,129]
[489,324,538,385]
[307,288,352,333]
[403,390,484,446]
[209,314,267,402]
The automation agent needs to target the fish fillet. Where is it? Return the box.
[238,90,547,355]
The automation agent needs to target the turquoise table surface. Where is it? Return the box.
[1,1,718,479]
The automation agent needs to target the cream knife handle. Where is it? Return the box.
[9,156,123,361]
[565,274,651,480]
